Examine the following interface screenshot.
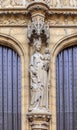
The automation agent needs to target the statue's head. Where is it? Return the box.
[33,38,42,52]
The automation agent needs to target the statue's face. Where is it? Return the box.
[35,41,41,51]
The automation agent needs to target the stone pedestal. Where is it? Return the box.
[27,111,51,130]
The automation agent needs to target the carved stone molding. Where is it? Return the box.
[0,8,28,15]
[49,8,77,15]
[1,9,77,27]
[0,13,28,26]
[1,0,77,9]
[0,0,26,8]
[50,0,77,7]
[49,14,77,27]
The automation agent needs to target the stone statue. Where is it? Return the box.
[29,38,50,112]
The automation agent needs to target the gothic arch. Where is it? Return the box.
[50,33,77,130]
[0,33,27,130]
[0,33,25,56]
[52,33,77,58]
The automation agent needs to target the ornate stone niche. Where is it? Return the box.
[27,1,51,130]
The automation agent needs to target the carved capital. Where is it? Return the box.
[27,112,51,130]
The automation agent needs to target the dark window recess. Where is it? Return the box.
[56,46,77,130]
[0,46,21,130]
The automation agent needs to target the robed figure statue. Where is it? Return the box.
[29,38,50,112]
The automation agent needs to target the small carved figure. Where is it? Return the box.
[43,48,50,109]
[29,38,50,112]
[43,48,50,71]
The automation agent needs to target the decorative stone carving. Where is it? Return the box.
[11,0,24,6]
[27,0,50,44]
[27,112,51,130]
[29,38,50,112]
[49,14,77,27]
[0,0,25,7]
[50,0,77,7]
[1,0,10,7]
[0,14,27,26]
[28,15,50,44]
[1,0,77,8]
[0,0,50,8]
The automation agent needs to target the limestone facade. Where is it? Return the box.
[0,0,77,130]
